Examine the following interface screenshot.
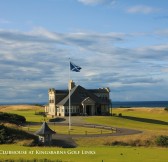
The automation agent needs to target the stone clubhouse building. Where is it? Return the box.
[45,80,111,117]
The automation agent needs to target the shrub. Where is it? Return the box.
[104,138,154,147]
[156,135,168,147]
[0,112,26,124]
[49,118,65,122]
[129,139,142,146]
[112,113,117,116]
[33,104,43,107]
[101,112,111,116]
[164,107,168,111]
[111,141,128,146]
[118,113,122,117]
[35,111,46,117]
[0,127,6,144]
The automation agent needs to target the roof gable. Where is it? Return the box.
[57,85,100,106]
[35,122,56,135]
[81,97,95,105]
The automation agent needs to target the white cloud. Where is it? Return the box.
[127,5,160,14]
[0,28,168,102]
[161,68,168,73]
[155,29,168,36]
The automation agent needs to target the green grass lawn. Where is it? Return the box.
[9,110,46,122]
[22,125,113,135]
[0,105,46,123]
[85,108,168,131]
[85,116,168,132]
[0,145,167,162]
[112,108,168,122]
[1,106,168,161]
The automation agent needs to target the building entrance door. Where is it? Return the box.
[86,105,92,115]
[97,105,101,115]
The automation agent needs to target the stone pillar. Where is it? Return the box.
[84,105,86,115]
[68,80,75,90]
[82,103,85,115]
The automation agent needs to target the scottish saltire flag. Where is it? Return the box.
[70,62,82,72]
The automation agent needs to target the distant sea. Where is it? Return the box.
[112,101,168,108]
[0,101,168,108]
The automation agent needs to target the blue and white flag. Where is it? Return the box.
[70,62,82,72]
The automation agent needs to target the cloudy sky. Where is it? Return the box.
[0,0,168,103]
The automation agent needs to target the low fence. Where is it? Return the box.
[21,123,117,136]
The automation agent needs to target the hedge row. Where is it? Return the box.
[0,112,26,124]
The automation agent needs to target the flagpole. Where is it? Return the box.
[68,58,71,130]
[68,59,81,130]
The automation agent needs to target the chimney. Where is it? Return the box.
[68,80,75,90]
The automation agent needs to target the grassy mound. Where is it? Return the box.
[0,105,44,111]
[0,105,45,122]
[0,124,38,146]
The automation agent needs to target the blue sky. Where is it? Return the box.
[0,0,168,103]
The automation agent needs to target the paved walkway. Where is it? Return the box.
[49,116,142,137]
[47,116,142,147]
[29,116,142,137]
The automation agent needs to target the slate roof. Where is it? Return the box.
[57,85,101,106]
[56,90,68,93]
[35,122,56,136]
[88,89,109,93]
[55,93,68,104]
